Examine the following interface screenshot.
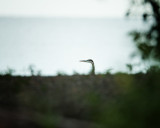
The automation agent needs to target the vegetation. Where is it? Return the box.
[127,0,160,66]
[0,74,116,127]
[0,69,160,128]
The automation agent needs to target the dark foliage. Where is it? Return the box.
[127,0,160,62]
[0,75,117,128]
[0,72,160,128]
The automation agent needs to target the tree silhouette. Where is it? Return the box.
[127,0,160,66]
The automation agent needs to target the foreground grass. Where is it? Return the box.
[0,73,160,128]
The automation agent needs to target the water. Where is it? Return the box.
[0,17,145,75]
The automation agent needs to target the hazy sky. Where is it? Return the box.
[0,0,142,75]
[0,0,128,17]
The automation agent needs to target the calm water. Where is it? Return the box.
[0,17,145,75]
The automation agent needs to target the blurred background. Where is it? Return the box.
[0,1,160,128]
[0,0,148,75]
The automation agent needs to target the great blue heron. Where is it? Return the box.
[80,59,95,75]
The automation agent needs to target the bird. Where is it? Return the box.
[80,59,95,75]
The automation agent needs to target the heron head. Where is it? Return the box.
[80,59,94,64]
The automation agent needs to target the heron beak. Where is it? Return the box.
[80,60,87,62]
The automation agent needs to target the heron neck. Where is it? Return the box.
[91,63,95,75]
